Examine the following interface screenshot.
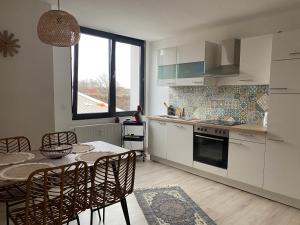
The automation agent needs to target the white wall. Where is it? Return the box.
[148,9,300,116]
[0,0,55,149]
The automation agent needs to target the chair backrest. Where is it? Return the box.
[91,151,136,208]
[0,136,31,153]
[25,161,88,225]
[41,131,77,147]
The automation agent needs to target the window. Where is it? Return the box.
[72,27,145,120]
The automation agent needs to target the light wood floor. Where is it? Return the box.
[2,159,300,225]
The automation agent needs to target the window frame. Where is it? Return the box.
[72,27,145,120]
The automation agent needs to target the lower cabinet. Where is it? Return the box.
[149,120,193,167]
[148,120,167,159]
[166,123,193,167]
[228,136,266,187]
[264,140,300,200]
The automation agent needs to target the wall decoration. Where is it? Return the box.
[0,30,21,57]
[169,85,269,124]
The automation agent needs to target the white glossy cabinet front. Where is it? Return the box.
[157,47,177,66]
[264,94,300,200]
[218,34,272,85]
[149,120,167,159]
[166,123,193,167]
[272,29,300,61]
[270,59,300,93]
[177,42,205,64]
[228,139,265,187]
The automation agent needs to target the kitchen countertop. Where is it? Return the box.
[147,116,267,134]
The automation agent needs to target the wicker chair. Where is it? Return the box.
[0,136,31,153]
[90,151,136,225]
[0,136,31,225]
[41,131,77,147]
[9,161,89,225]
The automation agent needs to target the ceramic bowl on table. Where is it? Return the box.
[39,144,72,159]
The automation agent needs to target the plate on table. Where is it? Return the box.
[0,163,54,181]
[75,151,114,164]
[72,144,95,154]
[0,152,35,166]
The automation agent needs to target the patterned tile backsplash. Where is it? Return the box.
[169,85,269,124]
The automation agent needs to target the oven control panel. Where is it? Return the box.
[194,125,229,138]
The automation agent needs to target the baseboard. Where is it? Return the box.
[150,155,300,210]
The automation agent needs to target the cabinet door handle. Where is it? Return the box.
[267,138,284,142]
[167,82,176,85]
[230,141,243,145]
[238,133,254,137]
[174,124,184,128]
[159,122,166,125]
[239,79,253,82]
[270,88,288,90]
[289,52,300,55]
[192,81,203,84]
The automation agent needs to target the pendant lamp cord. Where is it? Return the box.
[57,0,60,10]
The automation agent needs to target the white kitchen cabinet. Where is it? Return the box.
[264,94,300,199]
[176,41,217,86]
[177,42,205,64]
[157,47,177,86]
[270,59,300,93]
[157,41,217,86]
[158,47,177,66]
[272,29,300,61]
[148,120,167,159]
[166,122,193,166]
[218,34,272,85]
[228,136,265,187]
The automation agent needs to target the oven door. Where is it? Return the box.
[193,132,228,169]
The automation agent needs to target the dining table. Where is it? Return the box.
[0,140,129,188]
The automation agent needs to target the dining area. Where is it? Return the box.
[0,131,137,225]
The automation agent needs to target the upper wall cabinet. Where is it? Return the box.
[272,29,300,61]
[176,41,217,86]
[217,34,273,86]
[157,41,218,86]
[157,47,177,86]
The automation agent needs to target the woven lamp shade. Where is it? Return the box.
[37,10,80,47]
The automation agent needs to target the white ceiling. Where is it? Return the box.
[41,0,300,40]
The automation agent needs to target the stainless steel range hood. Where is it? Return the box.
[206,39,240,76]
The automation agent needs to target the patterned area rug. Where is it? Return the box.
[134,186,217,225]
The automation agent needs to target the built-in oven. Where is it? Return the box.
[193,125,229,169]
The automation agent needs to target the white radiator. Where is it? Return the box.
[73,123,121,146]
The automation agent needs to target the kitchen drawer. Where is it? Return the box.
[230,131,266,144]
[272,29,300,61]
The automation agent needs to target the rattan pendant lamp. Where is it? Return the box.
[37,0,80,47]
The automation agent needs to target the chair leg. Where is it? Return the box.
[102,207,105,224]
[90,208,93,225]
[120,198,130,225]
[97,208,101,221]
[6,201,9,225]
[75,214,80,225]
